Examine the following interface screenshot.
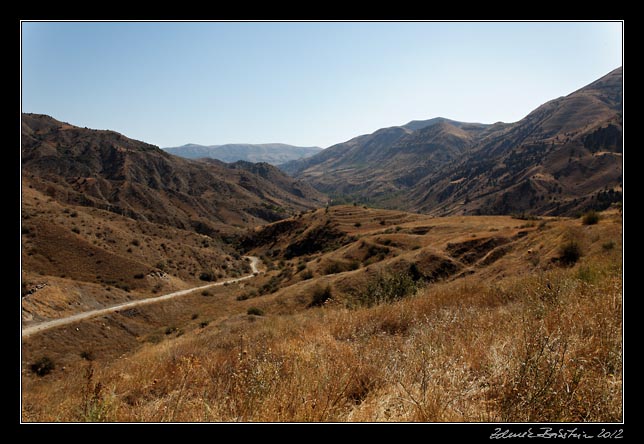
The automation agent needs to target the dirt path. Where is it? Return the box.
[22,256,261,339]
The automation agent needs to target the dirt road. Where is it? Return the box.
[22,256,261,339]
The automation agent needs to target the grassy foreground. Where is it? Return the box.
[22,213,622,422]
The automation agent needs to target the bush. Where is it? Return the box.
[354,222,362,228]
[259,276,281,295]
[301,269,313,280]
[323,260,359,275]
[201,290,212,296]
[602,240,615,251]
[559,240,582,266]
[80,351,95,361]
[133,273,145,279]
[355,271,419,307]
[30,356,55,376]
[247,307,264,316]
[582,210,600,225]
[71,227,80,234]
[309,285,332,307]
[131,239,140,246]
[199,271,215,282]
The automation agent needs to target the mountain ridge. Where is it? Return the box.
[21,113,326,235]
[283,67,622,216]
[164,142,322,165]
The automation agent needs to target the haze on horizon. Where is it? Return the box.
[21,21,622,149]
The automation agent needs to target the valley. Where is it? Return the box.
[22,204,622,422]
[21,67,622,423]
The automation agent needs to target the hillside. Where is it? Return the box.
[21,179,255,326]
[412,67,623,216]
[22,205,622,422]
[280,118,494,203]
[22,114,326,235]
[284,68,622,216]
[164,143,322,165]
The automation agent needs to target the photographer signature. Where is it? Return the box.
[490,427,623,439]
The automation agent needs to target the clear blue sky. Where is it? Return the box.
[21,21,622,149]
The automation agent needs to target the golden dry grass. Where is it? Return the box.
[22,210,622,422]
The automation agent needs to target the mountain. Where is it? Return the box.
[280,117,503,206]
[284,67,622,216]
[163,143,322,165]
[21,114,326,236]
[410,67,623,216]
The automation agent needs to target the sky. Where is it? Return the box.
[21,21,622,149]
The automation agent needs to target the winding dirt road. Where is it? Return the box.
[22,256,261,339]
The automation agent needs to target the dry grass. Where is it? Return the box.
[22,208,622,422]
[22,247,621,422]
[21,179,250,323]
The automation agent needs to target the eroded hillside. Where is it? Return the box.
[22,205,622,422]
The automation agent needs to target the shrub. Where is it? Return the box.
[71,227,80,234]
[30,356,55,377]
[364,244,390,263]
[577,265,598,284]
[199,320,210,328]
[191,313,199,320]
[80,351,95,361]
[247,307,264,316]
[355,271,419,307]
[323,260,359,275]
[602,240,615,251]
[301,269,313,280]
[116,284,131,292]
[354,222,362,228]
[131,239,140,246]
[201,290,212,296]
[559,240,582,266]
[582,210,600,225]
[165,326,178,335]
[199,271,215,282]
[308,285,332,307]
[133,273,145,279]
[259,276,281,295]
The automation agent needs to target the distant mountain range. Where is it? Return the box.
[163,143,322,165]
[22,67,622,225]
[21,114,326,235]
[282,67,622,216]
